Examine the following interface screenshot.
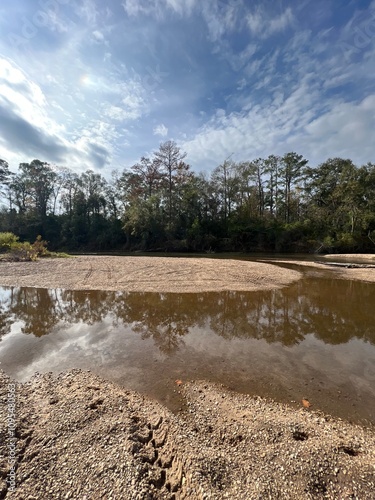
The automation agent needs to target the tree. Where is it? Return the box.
[304,158,361,249]
[264,155,282,218]
[7,174,29,213]
[211,157,240,230]
[0,160,14,209]
[123,194,165,250]
[60,169,80,217]
[132,156,163,199]
[153,140,188,227]
[249,158,266,217]
[0,159,11,185]
[358,163,375,247]
[18,160,57,219]
[280,152,308,223]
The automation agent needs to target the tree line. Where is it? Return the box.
[1,142,375,253]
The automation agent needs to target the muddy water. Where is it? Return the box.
[0,265,374,424]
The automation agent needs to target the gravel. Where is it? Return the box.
[1,369,374,499]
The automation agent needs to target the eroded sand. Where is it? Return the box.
[0,255,301,292]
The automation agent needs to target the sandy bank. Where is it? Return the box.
[1,370,374,499]
[259,257,375,284]
[323,254,375,262]
[0,255,301,293]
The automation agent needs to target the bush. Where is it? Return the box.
[31,235,49,257]
[7,241,38,261]
[0,233,70,261]
[0,232,19,253]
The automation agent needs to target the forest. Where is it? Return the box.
[1,140,375,253]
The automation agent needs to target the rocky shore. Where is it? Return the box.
[1,369,374,499]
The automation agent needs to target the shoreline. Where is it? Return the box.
[0,255,301,293]
[1,369,374,499]
[1,256,374,497]
[323,253,375,261]
[258,257,375,283]
[1,254,375,292]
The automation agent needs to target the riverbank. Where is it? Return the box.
[259,256,375,283]
[0,369,374,499]
[1,254,375,291]
[323,254,375,262]
[0,255,301,292]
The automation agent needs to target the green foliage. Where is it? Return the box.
[335,232,357,250]
[45,251,72,258]
[0,159,11,184]
[1,150,375,254]
[9,241,38,261]
[0,232,19,252]
[0,232,71,261]
[31,235,49,257]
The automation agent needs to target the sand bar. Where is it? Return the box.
[0,255,301,292]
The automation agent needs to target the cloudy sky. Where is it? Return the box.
[1,0,375,176]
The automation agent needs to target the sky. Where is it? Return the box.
[1,0,375,177]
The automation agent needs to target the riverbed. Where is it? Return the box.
[0,255,374,424]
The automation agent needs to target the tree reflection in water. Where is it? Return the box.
[0,276,374,354]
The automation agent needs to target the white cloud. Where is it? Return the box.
[0,58,63,137]
[44,9,71,34]
[75,0,99,25]
[165,0,196,16]
[1,0,374,177]
[233,43,258,70]
[118,81,148,119]
[181,78,375,170]
[122,0,151,17]
[202,0,239,42]
[268,8,294,34]
[121,0,239,42]
[92,30,105,43]
[247,7,294,39]
[153,123,168,137]
[299,95,375,163]
[122,0,197,18]
[105,106,128,121]
[0,58,114,171]
[101,77,150,122]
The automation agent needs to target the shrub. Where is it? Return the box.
[0,233,70,261]
[8,242,38,261]
[0,233,47,261]
[31,235,49,257]
[0,232,19,253]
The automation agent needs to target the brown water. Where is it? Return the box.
[0,264,374,424]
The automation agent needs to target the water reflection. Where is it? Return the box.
[0,276,374,424]
[1,279,374,350]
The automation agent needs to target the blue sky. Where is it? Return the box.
[1,0,375,176]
